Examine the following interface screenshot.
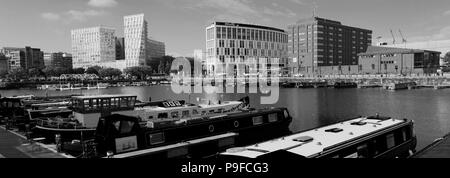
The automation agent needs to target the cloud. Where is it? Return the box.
[189,0,259,16]
[66,9,106,21]
[432,25,450,40]
[289,0,307,5]
[444,10,450,16]
[87,0,118,8]
[41,12,61,21]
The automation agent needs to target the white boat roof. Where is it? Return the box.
[221,117,407,158]
[135,101,242,112]
[72,94,136,99]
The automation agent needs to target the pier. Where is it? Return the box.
[0,126,71,158]
[413,133,450,158]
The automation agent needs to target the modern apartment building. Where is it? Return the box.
[146,38,165,60]
[0,54,8,74]
[287,17,372,76]
[124,14,148,68]
[115,37,125,60]
[44,52,73,69]
[1,46,44,70]
[205,22,289,77]
[71,27,116,69]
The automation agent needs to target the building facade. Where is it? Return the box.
[287,17,372,77]
[358,46,441,75]
[205,22,289,77]
[0,54,9,74]
[71,27,116,69]
[124,14,148,68]
[44,52,73,69]
[1,47,44,70]
[115,37,125,60]
[146,38,165,60]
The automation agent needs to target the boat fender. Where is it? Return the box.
[234,121,240,128]
[208,125,215,133]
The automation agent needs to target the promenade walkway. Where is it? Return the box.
[0,126,71,158]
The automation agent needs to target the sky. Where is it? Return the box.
[1,0,450,57]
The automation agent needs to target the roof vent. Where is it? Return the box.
[325,128,344,133]
[293,136,314,142]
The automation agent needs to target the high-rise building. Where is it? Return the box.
[1,46,44,70]
[115,37,125,60]
[205,22,289,77]
[287,17,372,76]
[71,27,116,69]
[124,14,148,68]
[146,38,165,60]
[0,53,9,74]
[43,52,73,69]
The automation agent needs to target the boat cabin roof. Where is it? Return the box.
[221,117,409,158]
[72,94,137,100]
[136,101,242,112]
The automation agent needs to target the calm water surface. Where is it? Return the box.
[2,86,450,150]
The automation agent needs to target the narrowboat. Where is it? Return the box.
[30,94,252,143]
[94,106,293,158]
[219,115,416,159]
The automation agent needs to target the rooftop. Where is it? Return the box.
[211,22,286,33]
[358,46,441,56]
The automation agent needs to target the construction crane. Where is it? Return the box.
[390,29,396,45]
[398,29,407,48]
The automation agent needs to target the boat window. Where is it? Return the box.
[340,147,358,158]
[158,113,168,119]
[404,127,412,140]
[171,112,179,119]
[209,110,215,113]
[268,113,278,122]
[202,111,207,115]
[283,109,290,119]
[113,121,121,132]
[252,116,264,125]
[374,136,388,154]
[395,129,405,144]
[386,133,396,149]
[218,109,224,113]
[192,109,199,115]
[120,121,135,134]
[182,110,190,118]
[149,132,165,145]
[357,144,369,158]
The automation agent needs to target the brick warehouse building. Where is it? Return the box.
[287,17,372,77]
[358,46,441,76]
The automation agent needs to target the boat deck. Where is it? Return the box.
[413,133,450,158]
[0,126,72,158]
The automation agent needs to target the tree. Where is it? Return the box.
[72,68,86,74]
[124,66,152,80]
[86,66,102,75]
[7,68,28,80]
[28,68,42,78]
[99,68,122,79]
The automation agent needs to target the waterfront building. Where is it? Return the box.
[287,17,372,77]
[0,54,9,74]
[205,22,289,77]
[124,14,148,68]
[1,46,44,70]
[358,46,441,75]
[146,38,165,60]
[44,52,73,69]
[115,37,125,60]
[71,27,116,69]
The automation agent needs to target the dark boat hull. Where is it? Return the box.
[31,126,96,143]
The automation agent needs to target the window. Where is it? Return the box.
[158,113,168,119]
[357,144,370,158]
[171,112,179,119]
[252,116,264,125]
[149,132,165,145]
[268,113,278,122]
[182,110,190,118]
[120,121,135,134]
[386,133,396,149]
